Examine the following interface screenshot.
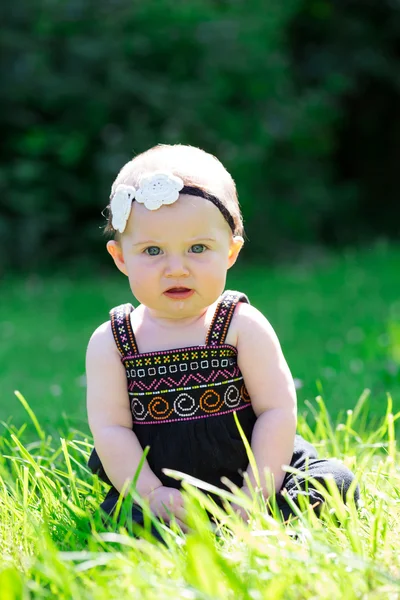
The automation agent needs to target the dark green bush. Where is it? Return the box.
[1,0,399,270]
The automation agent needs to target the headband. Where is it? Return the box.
[109,172,236,234]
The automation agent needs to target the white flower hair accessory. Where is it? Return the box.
[110,184,136,233]
[108,170,237,235]
[135,172,184,211]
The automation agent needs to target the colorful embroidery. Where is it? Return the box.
[126,354,251,423]
[131,397,148,421]
[148,396,174,420]
[128,375,243,396]
[205,290,249,346]
[124,346,236,369]
[224,384,241,408]
[131,403,250,425]
[241,383,251,402]
[127,370,241,392]
[109,291,254,425]
[199,389,223,413]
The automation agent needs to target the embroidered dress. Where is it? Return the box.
[89,290,360,528]
[89,290,257,493]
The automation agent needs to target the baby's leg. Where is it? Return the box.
[273,435,360,521]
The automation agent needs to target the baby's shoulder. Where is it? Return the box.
[229,301,279,349]
[86,320,118,359]
[232,301,270,329]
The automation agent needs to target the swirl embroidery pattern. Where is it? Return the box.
[125,346,251,425]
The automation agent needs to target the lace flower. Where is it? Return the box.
[135,172,184,211]
[110,184,136,233]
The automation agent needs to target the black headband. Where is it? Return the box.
[180,186,236,233]
[107,182,237,234]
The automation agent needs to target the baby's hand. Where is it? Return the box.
[143,486,188,531]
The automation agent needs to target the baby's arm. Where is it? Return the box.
[86,322,162,497]
[235,303,297,498]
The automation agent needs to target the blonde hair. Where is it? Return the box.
[104,144,243,236]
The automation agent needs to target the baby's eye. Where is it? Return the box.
[190,244,207,254]
[144,246,162,256]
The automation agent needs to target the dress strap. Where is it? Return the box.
[110,303,139,358]
[205,290,249,346]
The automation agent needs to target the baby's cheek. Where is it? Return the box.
[200,266,227,294]
[127,268,148,294]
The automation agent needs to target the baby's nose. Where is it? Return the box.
[165,256,189,277]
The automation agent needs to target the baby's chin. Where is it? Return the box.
[160,293,202,317]
[143,295,212,321]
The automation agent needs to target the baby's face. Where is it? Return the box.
[108,194,243,320]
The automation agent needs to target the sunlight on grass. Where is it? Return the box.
[0,391,399,599]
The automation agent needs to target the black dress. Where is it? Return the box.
[89,290,359,526]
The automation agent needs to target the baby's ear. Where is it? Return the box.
[107,240,128,276]
[228,236,244,269]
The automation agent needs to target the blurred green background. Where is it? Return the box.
[1,0,399,433]
[2,0,400,270]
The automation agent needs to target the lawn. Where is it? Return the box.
[0,243,399,598]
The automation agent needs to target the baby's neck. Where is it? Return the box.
[143,305,209,329]
[131,304,216,354]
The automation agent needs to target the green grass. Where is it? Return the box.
[1,243,399,597]
[0,391,399,598]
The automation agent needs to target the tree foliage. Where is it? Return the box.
[1,0,399,270]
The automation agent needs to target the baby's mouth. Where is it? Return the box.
[164,287,194,299]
